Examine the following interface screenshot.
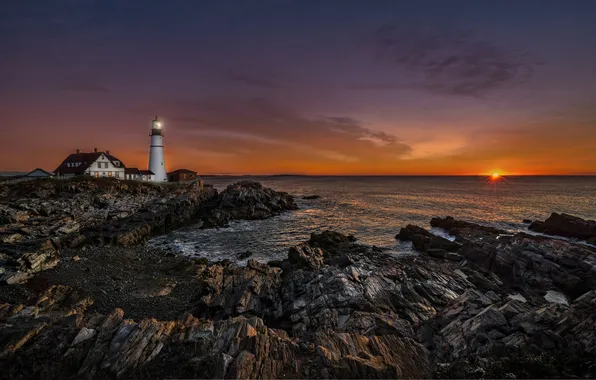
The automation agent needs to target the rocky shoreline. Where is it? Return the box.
[1,178,595,379]
[0,178,296,284]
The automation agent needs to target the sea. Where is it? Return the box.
[148,176,596,263]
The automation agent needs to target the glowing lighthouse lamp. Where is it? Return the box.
[148,116,168,182]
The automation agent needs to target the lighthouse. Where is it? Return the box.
[148,116,168,182]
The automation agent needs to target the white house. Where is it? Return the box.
[54,149,125,179]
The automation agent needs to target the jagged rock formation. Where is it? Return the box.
[199,181,297,228]
[529,212,596,243]
[1,207,595,378]
[1,179,297,284]
[0,283,432,379]
[191,223,596,378]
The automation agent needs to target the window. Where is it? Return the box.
[115,172,120,178]
[114,161,119,166]
[108,172,113,177]
[95,172,99,178]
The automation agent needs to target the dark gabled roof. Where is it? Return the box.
[125,168,154,176]
[125,168,141,175]
[54,152,125,174]
[167,169,197,175]
[25,168,52,177]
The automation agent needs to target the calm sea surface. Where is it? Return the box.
[149,176,596,263]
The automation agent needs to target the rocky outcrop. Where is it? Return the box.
[191,223,595,378]
[396,224,462,255]
[80,182,217,246]
[199,181,297,228]
[1,179,297,284]
[0,178,218,283]
[0,178,218,246]
[529,212,596,242]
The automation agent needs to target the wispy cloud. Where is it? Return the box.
[164,97,411,165]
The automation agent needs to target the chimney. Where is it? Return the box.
[94,148,98,153]
[76,149,80,154]
[106,150,110,155]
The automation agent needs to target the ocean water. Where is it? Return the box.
[149,176,596,263]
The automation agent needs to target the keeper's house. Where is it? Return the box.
[54,149,126,179]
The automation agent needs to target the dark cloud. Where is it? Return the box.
[355,25,541,97]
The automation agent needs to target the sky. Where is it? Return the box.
[1,0,596,175]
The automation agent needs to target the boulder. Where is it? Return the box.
[396,224,462,253]
[529,212,596,241]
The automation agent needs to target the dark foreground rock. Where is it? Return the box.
[191,226,595,378]
[0,283,432,379]
[1,216,595,379]
[529,212,596,242]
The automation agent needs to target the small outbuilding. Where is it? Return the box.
[168,169,197,182]
[125,168,155,182]
[25,168,53,178]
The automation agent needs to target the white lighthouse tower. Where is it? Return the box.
[148,116,168,182]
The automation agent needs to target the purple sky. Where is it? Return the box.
[2,0,596,175]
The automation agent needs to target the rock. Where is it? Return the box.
[315,332,432,378]
[72,255,81,262]
[236,251,253,260]
[199,181,297,228]
[192,260,283,320]
[397,224,462,253]
[0,239,59,284]
[544,290,569,306]
[529,212,596,241]
[302,195,320,200]
[288,243,325,269]
[430,216,503,235]
[523,219,533,224]
[441,217,596,298]
[426,248,463,261]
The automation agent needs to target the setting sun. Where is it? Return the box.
[491,172,501,180]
